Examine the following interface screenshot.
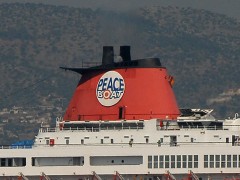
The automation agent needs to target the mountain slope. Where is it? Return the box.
[0,3,239,144]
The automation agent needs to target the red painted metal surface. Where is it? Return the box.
[63,67,180,121]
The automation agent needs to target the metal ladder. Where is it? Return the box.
[189,170,199,180]
[92,171,102,180]
[41,172,51,180]
[18,173,29,180]
[115,171,125,180]
[165,170,176,180]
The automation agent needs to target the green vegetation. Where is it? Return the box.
[0,3,239,144]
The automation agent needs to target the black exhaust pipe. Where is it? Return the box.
[102,46,114,66]
[120,46,131,62]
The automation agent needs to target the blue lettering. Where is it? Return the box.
[102,78,108,90]
[97,91,103,98]
[111,91,117,99]
[97,76,125,100]
[107,77,113,90]
[119,79,124,91]
[113,78,119,90]
[117,91,122,97]
[97,79,103,90]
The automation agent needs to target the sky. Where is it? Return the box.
[1,0,240,20]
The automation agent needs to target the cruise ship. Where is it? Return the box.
[0,46,240,180]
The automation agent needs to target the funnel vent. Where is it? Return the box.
[102,46,114,65]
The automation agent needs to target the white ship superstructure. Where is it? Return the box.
[0,46,239,180]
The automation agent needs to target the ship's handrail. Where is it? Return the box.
[0,145,32,149]
[156,124,240,131]
[2,140,240,149]
[39,124,240,133]
[39,126,144,133]
[178,125,224,130]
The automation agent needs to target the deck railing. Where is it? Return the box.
[39,126,144,133]
[0,145,32,149]
[2,140,240,149]
[39,124,240,133]
[156,125,234,131]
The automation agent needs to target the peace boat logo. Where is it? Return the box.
[96,71,125,106]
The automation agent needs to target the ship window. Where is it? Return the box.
[148,156,152,169]
[165,155,169,168]
[159,155,164,168]
[210,155,214,168]
[1,158,6,166]
[66,139,69,145]
[90,156,142,166]
[171,155,175,168]
[32,157,84,166]
[7,159,13,167]
[226,137,229,143]
[22,158,26,166]
[81,139,84,144]
[154,156,158,168]
[101,139,103,144]
[46,139,49,145]
[227,155,231,168]
[146,138,149,143]
[15,158,26,166]
[73,157,81,165]
[188,155,192,168]
[182,155,187,168]
[204,155,208,168]
[111,139,114,144]
[177,155,181,168]
[221,155,226,168]
[194,155,198,168]
[0,158,26,167]
[32,158,35,166]
[215,155,220,168]
[233,155,237,168]
[170,136,177,146]
[239,155,240,167]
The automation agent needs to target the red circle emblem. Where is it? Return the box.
[103,90,111,99]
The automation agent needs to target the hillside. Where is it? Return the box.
[138,6,240,117]
[0,3,239,144]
